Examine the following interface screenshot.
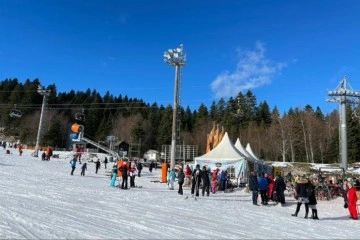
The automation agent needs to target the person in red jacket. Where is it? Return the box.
[185,164,192,185]
[266,173,274,201]
[347,179,358,220]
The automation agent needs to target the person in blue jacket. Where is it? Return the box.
[169,168,176,190]
[258,172,268,205]
[220,170,227,191]
[110,165,118,187]
[70,157,77,175]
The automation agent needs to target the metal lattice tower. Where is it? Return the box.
[326,75,360,170]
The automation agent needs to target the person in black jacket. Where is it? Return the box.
[177,167,185,195]
[292,174,310,218]
[201,166,210,197]
[120,162,129,189]
[248,171,259,205]
[95,160,101,174]
[308,177,319,220]
[191,164,202,197]
[137,162,143,177]
[104,157,108,169]
[273,173,286,205]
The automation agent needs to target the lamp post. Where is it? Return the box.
[163,44,186,170]
[33,86,51,157]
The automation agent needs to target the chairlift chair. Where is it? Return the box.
[75,112,85,122]
[9,108,22,118]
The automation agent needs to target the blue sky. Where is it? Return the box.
[1,0,360,114]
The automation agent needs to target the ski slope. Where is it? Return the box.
[0,149,359,239]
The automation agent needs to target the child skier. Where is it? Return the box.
[80,162,87,176]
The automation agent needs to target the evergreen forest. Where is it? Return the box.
[1,78,360,164]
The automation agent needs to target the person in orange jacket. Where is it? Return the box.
[347,179,358,220]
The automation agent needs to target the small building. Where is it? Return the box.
[114,141,129,157]
[143,150,160,162]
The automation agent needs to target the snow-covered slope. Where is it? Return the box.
[0,149,359,239]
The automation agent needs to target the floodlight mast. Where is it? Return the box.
[163,44,186,170]
[33,86,51,157]
[326,75,360,170]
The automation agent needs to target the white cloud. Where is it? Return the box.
[210,42,286,98]
[100,56,115,67]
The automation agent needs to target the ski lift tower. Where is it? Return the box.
[163,44,186,170]
[326,75,360,170]
[33,86,51,157]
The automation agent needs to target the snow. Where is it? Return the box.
[271,162,292,167]
[1,149,360,239]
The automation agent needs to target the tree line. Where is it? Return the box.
[1,78,359,164]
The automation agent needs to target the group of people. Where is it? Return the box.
[188,164,227,197]
[283,173,358,220]
[165,164,233,197]
[40,147,53,161]
[69,156,109,176]
[290,174,319,219]
[110,160,140,189]
[249,171,287,207]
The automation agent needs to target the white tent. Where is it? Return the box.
[195,132,247,179]
[245,143,271,173]
[234,138,258,163]
[234,138,262,173]
[245,143,261,162]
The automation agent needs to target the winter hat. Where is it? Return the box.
[348,179,355,186]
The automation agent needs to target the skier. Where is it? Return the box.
[95,160,101,174]
[80,162,87,176]
[70,157,77,175]
[191,164,202,197]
